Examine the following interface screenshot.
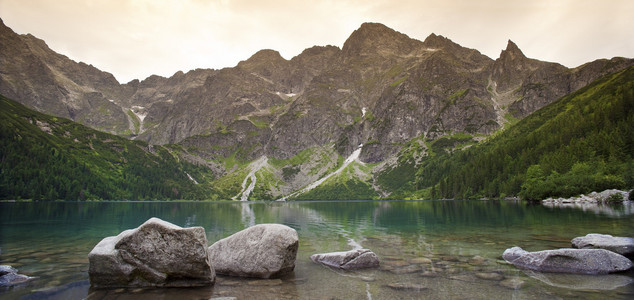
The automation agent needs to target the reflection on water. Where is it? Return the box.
[1,200,633,299]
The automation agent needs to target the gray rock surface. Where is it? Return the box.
[0,265,35,286]
[88,217,215,288]
[310,248,380,270]
[572,233,634,256]
[523,270,634,290]
[208,224,298,278]
[502,246,632,274]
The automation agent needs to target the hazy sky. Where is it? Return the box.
[1,0,632,83]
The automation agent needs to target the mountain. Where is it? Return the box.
[1,18,632,200]
[413,65,634,200]
[0,94,216,200]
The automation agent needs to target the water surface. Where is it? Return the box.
[1,200,633,299]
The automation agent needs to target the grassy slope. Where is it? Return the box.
[0,95,216,200]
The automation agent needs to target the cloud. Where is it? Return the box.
[1,0,632,83]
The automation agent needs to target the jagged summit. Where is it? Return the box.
[341,22,420,57]
[422,33,457,49]
[498,40,526,61]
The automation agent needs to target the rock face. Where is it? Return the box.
[0,265,34,287]
[310,249,380,270]
[208,224,298,278]
[502,246,632,274]
[88,217,215,288]
[572,234,634,257]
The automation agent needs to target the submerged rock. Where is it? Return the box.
[502,246,632,274]
[310,249,380,270]
[571,234,634,256]
[208,224,298,278]
[88,217,215,288]
[385,283,428,291]
[499,277,526,290]
[0,265,35,287]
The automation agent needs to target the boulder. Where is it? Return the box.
[88,217,215,288]
[502,246,632,274]
[310,249,380,270]
[208,224,298,278]
[571,234,634,256]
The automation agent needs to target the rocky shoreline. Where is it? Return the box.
[542,189,631,205]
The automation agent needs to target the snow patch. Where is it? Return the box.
[233,156,268,201]
[186,172,199,185]
[131,106,148,122]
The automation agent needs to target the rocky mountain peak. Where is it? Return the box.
[499,40,526,62]
[422,33,455,49]
[238,49,287,68]
[341,22,420,57]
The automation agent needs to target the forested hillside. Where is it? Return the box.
[0,95,216,200]
[413,66,634,200]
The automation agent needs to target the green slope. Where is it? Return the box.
[0,95,217,200]
[413,66,634,200]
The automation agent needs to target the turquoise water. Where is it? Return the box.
[1,200,633,299]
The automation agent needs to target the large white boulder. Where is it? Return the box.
[88,217,215,288]
[502,246,632,274]
[208,224,298,278]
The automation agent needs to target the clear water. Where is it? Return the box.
[1,200,633,299]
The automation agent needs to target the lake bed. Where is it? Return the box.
[1,200,633,299]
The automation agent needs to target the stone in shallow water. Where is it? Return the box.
[310,249,380,270]
[571,234,634,256]
[390,265,421,274]
[475,272,504,281]
[502,246,632,274]
[409,257,432,264]
[209,224,298,278]
[499,277,526,290]
[88,217,215,288]
[468,255,486,266]
[385,283,428,291]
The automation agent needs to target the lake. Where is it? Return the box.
[1,200,633,299]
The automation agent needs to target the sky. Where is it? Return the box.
[1,0,632,83]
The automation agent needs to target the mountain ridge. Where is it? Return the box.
[1,18,633,200]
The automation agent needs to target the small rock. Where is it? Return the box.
[0,265,18,276]
[311,249,379,270]
[390,265,420,274]
[419,271,438,278]
[499,277,526,290]
[475,272,504,281]
[449,275,475,282]
[384,260,410,268]
[468,256,486,266]
[385,283,428,291]
[0,265,35,287]
[409,257,432,264]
